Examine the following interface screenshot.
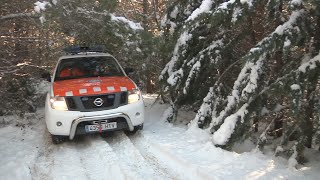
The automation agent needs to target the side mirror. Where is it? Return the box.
[124,67,134,75]
[41,72,51,82]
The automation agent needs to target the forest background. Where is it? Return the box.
[1,0,320,164]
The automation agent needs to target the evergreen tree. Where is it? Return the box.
[160,0,320,162]
[0,0,151,116]
[0,0,55,115]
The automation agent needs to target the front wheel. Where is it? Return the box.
[51,135,67,144]
[125,124,143,135]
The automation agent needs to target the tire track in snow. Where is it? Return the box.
[105,132,174,180]
[35,132,175,180]
[31,125,55,180]
[74,135,131,180]
[128,133,213,180]
[34,137,89,180]
[32,133,129,180]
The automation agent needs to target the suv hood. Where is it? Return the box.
[53,76,136,96]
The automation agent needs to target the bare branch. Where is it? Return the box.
[0,13,39,22]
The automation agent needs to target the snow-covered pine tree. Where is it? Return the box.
[46,0,143,59]
[160,0,250,121]
[160,0,320,159]
[160,0,276,122]
[40,0,151,86]
[161,0,203,35]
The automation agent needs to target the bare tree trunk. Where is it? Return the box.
[142,0,148,30]
[151,0,160,30]
[247,14,257,45]
[304,83,316,148]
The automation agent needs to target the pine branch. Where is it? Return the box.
[215,58,243,85]
[255,115,278,151]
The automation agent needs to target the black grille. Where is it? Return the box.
[64,92,127,111]
[120,92,128,104]
[65,97,77,110]
[81,94,115,109]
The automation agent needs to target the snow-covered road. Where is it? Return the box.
[0,95,319,180]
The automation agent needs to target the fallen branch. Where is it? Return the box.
[0,13,39,22]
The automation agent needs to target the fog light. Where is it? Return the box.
[57,121,62,126]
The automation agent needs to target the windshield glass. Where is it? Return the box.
[54,56,124,81]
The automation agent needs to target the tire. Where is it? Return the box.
[125,124,143,135]
[51,135,67,144]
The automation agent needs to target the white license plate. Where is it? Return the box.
[85,122,117,132]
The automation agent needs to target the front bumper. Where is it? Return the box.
[45,94,145,140]
[70,113,132,140]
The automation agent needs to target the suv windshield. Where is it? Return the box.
[54,56,124,81]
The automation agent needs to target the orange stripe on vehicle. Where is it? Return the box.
[53,77,136,96]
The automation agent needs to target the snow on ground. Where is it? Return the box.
[0,94,319,180]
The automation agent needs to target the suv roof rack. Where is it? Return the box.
[64,45,107,55]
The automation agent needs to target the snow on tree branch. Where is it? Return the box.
[298,53,320,73]
[0,0,58,23]
[183,61,201,94]
[207,54,265,132]
[183,39,224,94]
[290,0,303,6]
[240,0,254,7]
[186,0,215,21]
[288,143,298,170]
[273,10,304,35]
[34,1,50,13]
[212,103,249,145]
[160,31,192,80]
[186,0,242,22]
[110,15,144,30]
[189,87,220,129]
[33,0,59,23]
[167,68,184,86]
[256,52,320,98]
[241,55,265,98]
[76,7,143,31]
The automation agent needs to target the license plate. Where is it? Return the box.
[85,122,117,132]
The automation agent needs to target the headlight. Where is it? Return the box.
[50,96,68,111]
[128,89,141,104]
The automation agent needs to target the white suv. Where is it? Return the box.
[44,47,144,144]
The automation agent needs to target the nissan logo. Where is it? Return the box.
[93,98,104,107]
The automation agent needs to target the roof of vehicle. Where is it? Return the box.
[59,45,116,61]
[58,52,114,60]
